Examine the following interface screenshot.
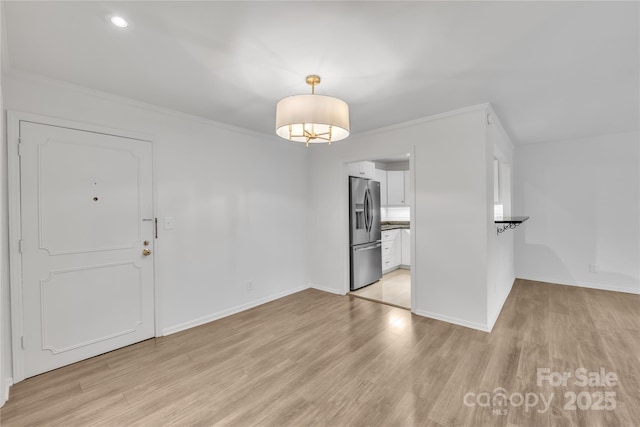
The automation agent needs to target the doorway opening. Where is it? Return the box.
[347,154,412,310]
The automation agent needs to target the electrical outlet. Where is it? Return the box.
[247,280,253,291]
[589,264,599,273]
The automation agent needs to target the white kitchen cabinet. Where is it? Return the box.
[374,168,387,205]
[401,229,411,266]
[361,161,376,179]
[381,230,397,243]
[403,170,412,207]
[381,240,396,272]
[347,162,362,178]
[386,171,405,205]
[348,161,376,179]
[381,229,401,273]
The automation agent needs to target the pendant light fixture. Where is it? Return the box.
[275,75,350,146]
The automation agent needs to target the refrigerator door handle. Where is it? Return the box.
[369,188,373,232]
[354,243,382,251]
[365,188,372,232]
[368,188,373,232]
[363,188,370,232]
[368,187,374,232]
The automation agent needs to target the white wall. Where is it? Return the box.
[308,106,496,331]
[486,115,515,329]
[514,131,640,294]
[1,72,311,384]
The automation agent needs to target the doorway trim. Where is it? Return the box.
[6,111,159,383]
[342,147,416,313]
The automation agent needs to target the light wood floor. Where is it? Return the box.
[1,279,638,426]
[350,269,411,309]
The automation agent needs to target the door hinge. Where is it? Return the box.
[18,239,23,253]
[21,336,25,349]
[18,140,24,156]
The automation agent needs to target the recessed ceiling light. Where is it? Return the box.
[110,16,128,28]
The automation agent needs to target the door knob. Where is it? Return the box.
[142,248,151,256]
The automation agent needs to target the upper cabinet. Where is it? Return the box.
[348,161,376,180]
[356,161,410,207]
[374,168,387,205]
[387,171,405,205]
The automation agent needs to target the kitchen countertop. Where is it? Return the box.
[381,221,410,231]
[494,216,530,224]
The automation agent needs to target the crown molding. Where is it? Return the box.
[5,68,522,148]
[351,103,495,140]
[4,68,285,143]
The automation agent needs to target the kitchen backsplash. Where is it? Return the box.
[381,207,410,221]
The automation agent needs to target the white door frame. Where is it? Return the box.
[7,111,160,383]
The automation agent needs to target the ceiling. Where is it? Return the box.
[3,1,638,144]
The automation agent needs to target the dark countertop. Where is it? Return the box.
[494,216,530,224]
[381,221,410,231]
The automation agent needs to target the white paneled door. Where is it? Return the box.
[19,121,155,379]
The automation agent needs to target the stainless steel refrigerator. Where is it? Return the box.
[349,176,382,290]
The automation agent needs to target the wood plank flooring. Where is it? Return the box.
[1,279,638,426]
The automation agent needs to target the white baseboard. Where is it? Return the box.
[308,283,346,295]
[382,265,410,275]
[1,377,13,408]
[413,309,490,332]
[162,285,310,336]
[516,275,640,295]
